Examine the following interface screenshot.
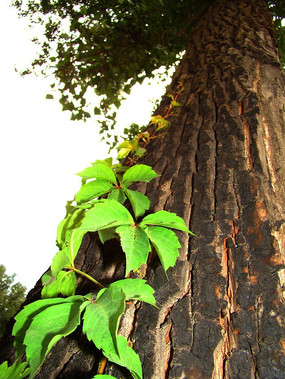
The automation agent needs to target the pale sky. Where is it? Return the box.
[0,2,169,290]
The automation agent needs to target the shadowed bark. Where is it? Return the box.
[1,0,285,378]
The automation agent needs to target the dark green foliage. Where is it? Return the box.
[12,0,284,135]
[12,0,212,125]
[0,265,26,337]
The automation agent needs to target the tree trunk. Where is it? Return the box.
[1,0,285,378]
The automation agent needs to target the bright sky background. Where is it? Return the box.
[0,2,170,291]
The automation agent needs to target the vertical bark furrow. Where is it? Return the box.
[134,1,285,378]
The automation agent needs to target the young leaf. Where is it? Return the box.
[13,297,76,357]
[75,180,113,204]
[78,199,134,232]
[141,210,193,233]
[24,297,88,378]
[145,226,180,273]
[117,147,132,160]
[117,140,135,160]
[134,146,146,158]
[115,225,151,275]
[77,162,117,184]
[107,188,127,203]
[0,360,30,379]
[122,164,159,186]
[124,189,150,218]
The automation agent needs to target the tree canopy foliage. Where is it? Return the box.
[13,0,285,134]
[0,265,26,337]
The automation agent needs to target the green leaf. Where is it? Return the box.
[93,375,117,379]
[117,147,132,160]
[51,250,71,276]
[83,285,126,355]
[115,225,151,275]
[83,279,154,379]
[56,214,71,248]
[78,199,134,232]
[106,335,142,379]
[98,227,117,244]
[106,279,156,306]
[64,229,86,263]
[122,164,159,186]
[56,208,85,248]
[107,188,127,203]
[0,360,30,379]
[134,146,146,158]
[124,189,150,218]
[150,115,170,131]
[141,210,193,233]
[45,94,54,99]
[77,162,117,184]
[145,226,180,273]
[41,270,77,298]
[75,180,113,204]
[42,270,56,287]
[13,297,76,357]
[23,296,88,378]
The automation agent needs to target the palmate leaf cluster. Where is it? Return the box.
[12,0,285,130]
[0,160,193,378]
[42,160,193,299]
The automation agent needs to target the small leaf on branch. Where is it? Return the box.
[75,180,113,204]
[145,226,180,273]
[150,115,170,131]
[115,225,151,275]
[141,210,193,233]
[122,164,159,186]
[107,188,127,203]
[77,162,117,184]
[124,189,150,218]
[106,279,156,306]
[78,199,134,232]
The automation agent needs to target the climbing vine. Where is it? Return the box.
[0,88,192,379]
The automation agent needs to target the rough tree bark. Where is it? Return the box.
[1,0,285,378]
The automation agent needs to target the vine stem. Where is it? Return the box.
[71,267,105,289]
[97,356,108,375]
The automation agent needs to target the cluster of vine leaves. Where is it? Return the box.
[0,86,193,379]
